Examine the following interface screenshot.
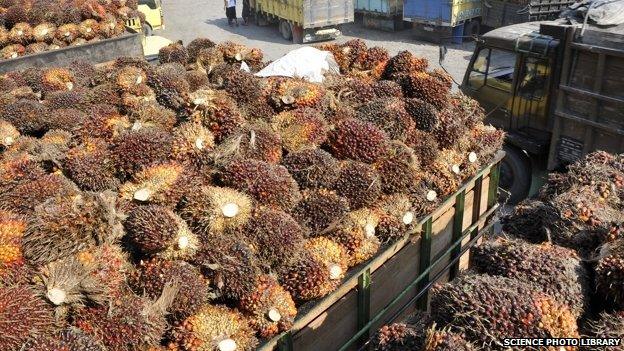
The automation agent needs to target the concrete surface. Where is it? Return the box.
[159,0,476,83]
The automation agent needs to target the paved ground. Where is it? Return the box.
[159,0,476,83]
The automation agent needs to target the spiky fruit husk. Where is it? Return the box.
[463,123,505,164]
[324,75,376,107]
[180,185,253,235]
[220,159,302,211]
[0,173,78,215]
[372,80,404,99]
[270,78,326,111]
[356,97,414,141]
[158,43,189,65]
[334,161,382,209]
[405,98,439,132]
[282,148,340,190]
[185,69,209,92]
[3,4,28,27]
[2,99,49,134]
[430,275,579,350]
[172,304,258,351]
[192,232,261,300]
[373,323,425,351]
[472,237,590,317]
[211,64,262,105]
[119,162,193,209]
[0,118,19,149]
[190,89,246,143]
[110,127,173,178]
[42,67,76,94]
[74,292,168,351]
[0,285,56,351]
[238,274,297,338]
[115,65,147,94]
[186,37,216,63]
[125,205,199,260]
[595,240,624,310]
[83,83,122,107]
[584,311,624,351]
[383,51,429,79]
[129,259,212,323]
[148,63,190,111]
[24,327,106,351]
[352,46,389,74]
[271,107,330,153]
[374,141,422,195]
[305,237,349,280]
[325,208,381,267]
[171,122,215,168]
[63,138,120,191]
[0,153,45,195]
[242,207,306,271]
[501,199,572,244]
[423,327,476,351]
[278,251,338,302]
[399,72,449,110]
[43,88,86,111]
[22,191,124,266]
[292,188,350,235]
[327,117,388,164]
[25,42,49,54]
[214,123,283,165]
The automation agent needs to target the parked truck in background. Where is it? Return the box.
[457,20,624,203]
[251,0,354,43]
[480,0,574,29]
[403,0,482,43]
[138,0,165,35]
[355,0,404,31]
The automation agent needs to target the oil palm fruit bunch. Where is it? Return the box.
[351,46,390,78]
[2,99,49,134]
[282,148,340,190]
[0,173,78,215]
[472,237,590,317]
[130,102,178,131]
[400,71,450,110]
[179,185,253,235]
[372,80,404,99]
[423,326,476,351]
[374,141,422,195]
[373,193,415,243]
[327,117,389,164]
[118,161,193,209]
[192,232,262,301]
[430,275,579,350]
[357,97,414,141]
[22,191,124,266]
[171,304,258,351]
[0,119,19,149]
[383,50,429,79]
[0,210,26,281]
[304,237,349,282]
[271,107,330,153]
[0,153,45,195]
[214,122,283,165]
[32,22,56,43]
[129,258,213,324]
[405,129,440,167]
[219,158,302,211]
[148,62,190,111]
[171,121,215,168]
[8,22,34,45]
[584,311,624,351]
[73,288,174,351]
[269,77,326,111]
[333,160,382,209]
[501,200,565,244]
[278,249,341,302]
[189,88,246,143]
[292,188,350,235]
[238,274,297,338]
[595,239,624,310]
[75,243,131,299]
[373,323,426,351]
[405,98,439,133]
[110,127,173,178]
[158,41,189,65]
[124,205,199,260]
[63,137,121,191]
[242,207,306,271]
[325,208,381,267]
[0,284,56,351]
[186,37,216,63]
[22,328,106,351]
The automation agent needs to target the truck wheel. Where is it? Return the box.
[143,23,153,36]
[463,20,480,39]
[499,144,532,204]
[279,20,293,41]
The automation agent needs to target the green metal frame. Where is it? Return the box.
[259,152,505,351]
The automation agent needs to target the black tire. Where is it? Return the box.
[499,144,532,204]
[279,20,292,41]
[143,23,153,36]
[463,20,480,39]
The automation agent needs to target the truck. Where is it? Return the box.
[251,0,355,43]
[355,0,405,31]
[457,20,624,203]
[480,0,575,29]
[138,0,165,36]
[403,0,483,44]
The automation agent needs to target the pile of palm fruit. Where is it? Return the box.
[0,0,140,59]
[373,151,624,350]
[0,37,504,350]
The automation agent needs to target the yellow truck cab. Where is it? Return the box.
[138,0,165,35]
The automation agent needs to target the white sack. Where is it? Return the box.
[255,46,340,83]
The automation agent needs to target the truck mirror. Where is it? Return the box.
[439,45,448,65]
